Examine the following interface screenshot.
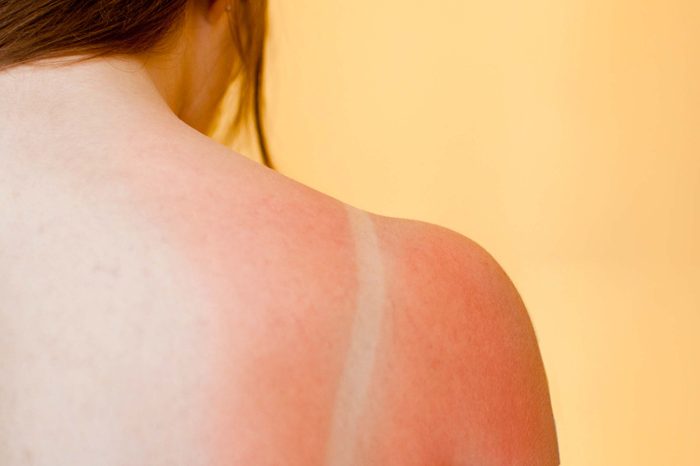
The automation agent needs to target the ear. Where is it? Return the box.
[205,0,231,25]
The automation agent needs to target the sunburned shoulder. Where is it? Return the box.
[109,131,562,464]
[367,214,561,465]
[135,137,560,464]
[164,144,561,464]
[154,148,561,464]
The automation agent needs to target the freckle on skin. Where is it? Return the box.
[22,448,33,464]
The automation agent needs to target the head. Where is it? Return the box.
[0,0,272,168]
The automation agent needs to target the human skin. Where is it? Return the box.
[0,1,560,464]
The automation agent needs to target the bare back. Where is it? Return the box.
[0,128,559,465]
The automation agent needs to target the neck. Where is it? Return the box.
[0,55,196,141]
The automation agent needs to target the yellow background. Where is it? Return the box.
[213,1,700,464]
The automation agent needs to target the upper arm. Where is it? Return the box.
[381,218,560,465]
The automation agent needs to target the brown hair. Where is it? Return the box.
[0,0,273,169]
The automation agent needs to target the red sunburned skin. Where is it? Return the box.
[116,132,555,464]
[370,226,557,466]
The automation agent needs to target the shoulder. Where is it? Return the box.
[368,214,561,465]
[123,128,560,463]
[126,130,560,463]
[369,213,530,325]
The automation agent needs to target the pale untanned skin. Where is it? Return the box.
[0,1,559,464]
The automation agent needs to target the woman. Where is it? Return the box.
[0,1,559,464]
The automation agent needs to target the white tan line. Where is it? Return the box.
[324,206,387,466]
